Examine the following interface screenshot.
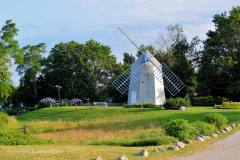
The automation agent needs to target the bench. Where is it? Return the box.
[93,102,108,108]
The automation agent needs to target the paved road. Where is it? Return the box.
[176,130,240,160]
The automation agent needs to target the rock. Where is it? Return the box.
[198,134,208,140]
[167,146,179,151]
[211,133,218,137]
[178,106,189,110]
[236,124,240,127]
[215,131,221,135]
[154,147,165,152]
[116,155,128,160]
[231,123,235,128]
[93,157,102,160]
[135,149,148,157]
[204,136,211,140]
[183,139,192,144]
[195,135,204,141]
[224,126,231,131]
[221,130,226,133]
[176,142,185,148]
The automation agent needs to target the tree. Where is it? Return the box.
[155,24,200,97]
[40,40,117,102]
[16,43,46,106]
[0,20,23,104]
[197,6,240,100]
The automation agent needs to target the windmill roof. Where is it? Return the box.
[133,50,160,66]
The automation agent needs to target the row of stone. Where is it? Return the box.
[93,124,239,160]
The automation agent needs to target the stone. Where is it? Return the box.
[93,157,102,160]
[135,149,148,157]
[167,146,179,151]
[215,131,221,135]
[231,123,235,128]
[176,142,185,148]
[116,155,128,160]
[198,134,208,140]
[224,127,231,131]
[183,139,192,144]
[221,130,226,133]
[178,106,189,110]
[154,147,165,152]
[211,133,218,137]
[236,124,240,127]
[195,135,204,141]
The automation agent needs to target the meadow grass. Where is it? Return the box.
[2,106,240,159]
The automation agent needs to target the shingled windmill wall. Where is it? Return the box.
[127,52,165,105]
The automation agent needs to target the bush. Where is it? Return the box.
[143,101,156,108]
[191,121,214,136]
[203,113,228,129]
[38,97,58,108]
[217,102,240,109]
[0,112,17,130]
[163,97,191,110]
[132,102,142,108]
[59,99,71,106]
[0,130,54,145]
[191,96,227,106]
[164,119,193,141]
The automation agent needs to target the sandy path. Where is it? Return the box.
[176,130,240,160]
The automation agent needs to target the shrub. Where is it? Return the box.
[191,121,214,136]
[203,113,228,129]
[0,130,53,145]
[38,97,58,108]
[0,112,17,130]
[132,102,142,108]
[217,102,240,109]
[143,101,155,108]
[163,97,191,110]
[164,119,193,141]
[71,98,82,106]
[191,96,227,106]
[59,99,71,106]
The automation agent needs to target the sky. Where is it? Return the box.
[1,0,239,86]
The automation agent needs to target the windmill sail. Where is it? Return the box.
[152,62,185,96]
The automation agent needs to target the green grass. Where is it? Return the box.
[16,106,240,124]
[2,106,240,159]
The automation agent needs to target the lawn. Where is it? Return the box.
[1,106,240,160]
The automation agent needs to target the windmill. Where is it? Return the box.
[112,24,185,105]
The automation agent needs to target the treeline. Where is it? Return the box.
[1,6,240,108]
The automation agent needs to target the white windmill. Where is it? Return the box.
[112,24,185,105]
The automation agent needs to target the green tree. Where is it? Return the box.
[197,6,240,100]
[40,40,117,102]
[0,20,23,104]
[16,43,46,105]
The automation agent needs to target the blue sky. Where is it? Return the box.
[1,0,239,86]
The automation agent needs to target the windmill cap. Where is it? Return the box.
[143,50,152,62]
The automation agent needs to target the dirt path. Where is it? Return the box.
[176,130,240,160]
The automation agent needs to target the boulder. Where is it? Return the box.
[236,124,240,127]
[183,139,192,144]
[93,157,102,160]
[221,130,226,133]
[195,135,204,141]
[154,147,165,152]
[178,106,189,110]
[198,134,208,140]
[215,131,221,135]
[211,133,218,137]
[231,123,236,128]
[135,149,148,157]
[176,142,185,148]
[116,155,128,160]
[224,126,231,131]
[167,146,179,151]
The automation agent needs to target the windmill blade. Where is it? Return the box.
[152,62,185,96]
[114,23,143,54]
[112,63,145,94]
